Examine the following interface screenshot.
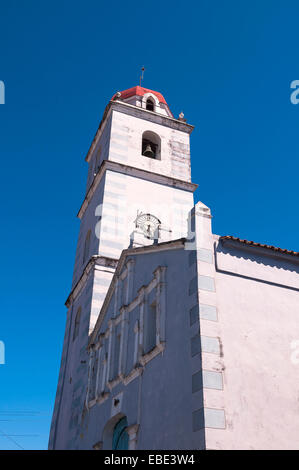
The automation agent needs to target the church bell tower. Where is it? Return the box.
[49,86,197,449]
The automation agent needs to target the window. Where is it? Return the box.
[113,334,121,379]
[112,417,129,450]
[100,351,108,395]
[89,353,98,401]
[146,98,154,111]
[144,301,157,354]
[83,230,91,264]
[141,131,161,160]
[73,307,81,341]
[122,277,128,306]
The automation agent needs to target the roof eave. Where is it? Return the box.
[220,236,299,259]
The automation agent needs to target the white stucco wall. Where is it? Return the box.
[97,169,194,260]
[192,202,299,450]
[109,108,192,182]
[208,243,299,449]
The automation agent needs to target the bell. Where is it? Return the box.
[143,144,155,158]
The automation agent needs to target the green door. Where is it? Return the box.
[112,417,129,450]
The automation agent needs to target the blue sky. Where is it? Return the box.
[0,0,298,449]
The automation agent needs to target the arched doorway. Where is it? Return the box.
[112,416,129,450]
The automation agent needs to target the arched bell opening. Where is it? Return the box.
[141,131,161,160]
[146,98,155,111]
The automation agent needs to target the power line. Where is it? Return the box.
[0,429,24,450]
[0,411,41,415]
[1,434,40,437]
[0,411,43,449]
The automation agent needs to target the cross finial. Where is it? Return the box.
[139,67,145,87]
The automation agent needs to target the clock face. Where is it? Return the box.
[136,213,161,239]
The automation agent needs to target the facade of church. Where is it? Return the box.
[48,86,299,450]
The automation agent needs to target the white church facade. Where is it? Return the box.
[49,86,299,450]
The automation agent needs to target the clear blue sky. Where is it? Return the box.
[0,0,298,450]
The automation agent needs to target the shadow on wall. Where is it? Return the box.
[216,240,299,274]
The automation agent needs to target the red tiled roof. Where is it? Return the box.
[220,236,299,257]
[112,86,167,104]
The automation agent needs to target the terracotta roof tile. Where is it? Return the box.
[112,86,167,104]
[220,236,299,257]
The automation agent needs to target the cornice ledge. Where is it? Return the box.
[111,100,194,133]
[77,160,198,219]
[65,255,118,308]
[85,102,113,163]
[84,99,194,165]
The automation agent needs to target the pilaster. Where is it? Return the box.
[188,201,226,449]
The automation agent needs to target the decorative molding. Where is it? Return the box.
[96,392,109,406]
[77,159,197,219]
[139,343,165,366]
[89,239,184,346]
[112,100,194,133]
[123,366,143,386]
[141,92,159,110]
[86,265,168,403]
[65,255,117,308]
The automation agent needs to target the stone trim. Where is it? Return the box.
[199,303,218,322]
[86,266,167,409]
[193,407,226,431]
[200,336,220,354]
[65,255,117,308]
[123,366,143,386]
[126,423,139,450]
[189,201,226,449]
[93,440,103,450]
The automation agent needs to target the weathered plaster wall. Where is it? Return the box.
[209,242,299,449]
[49,257,117,449]
[86,114,112,191]
[109,109,192,182]
[190,201,299,450]
[79,247,205,450]
[72,175,106,288]
[49,96,196,450]
[98,169,194,260]
[51,89,299,451]
[50,200,299,450]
